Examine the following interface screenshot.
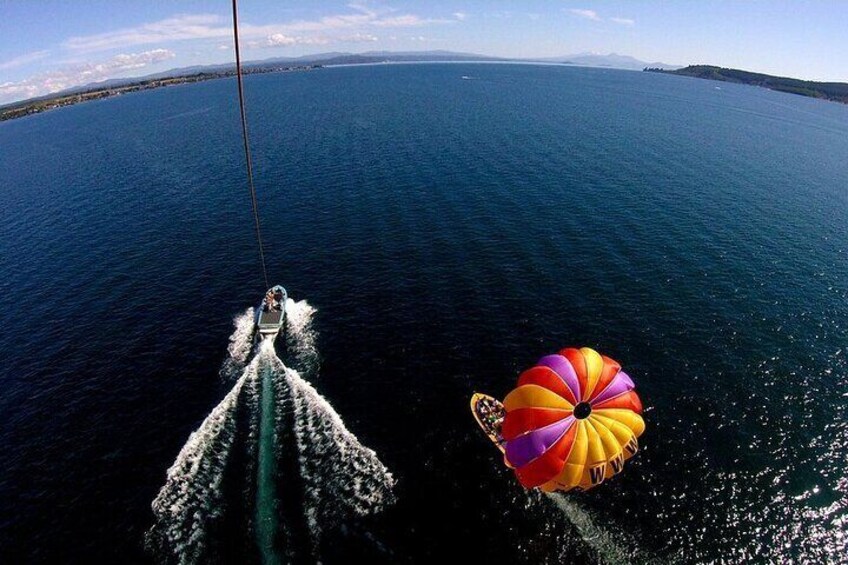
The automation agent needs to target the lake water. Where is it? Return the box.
[1,63,847,563]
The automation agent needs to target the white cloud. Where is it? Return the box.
[107,49,175,70]
[369,14,441,28]
[0,81,40,102]
[64,6,454,53]
[610,17,635,26]
[0,48,175,104]
[568,9,634,26]
[0,50,50,71]
[569,9,600,21]
[453,12,467,21]
[340,33,379,43]
[65,14,227,52]
[265,33,297,47]
[2,5,461,102]
[248,33,331,48]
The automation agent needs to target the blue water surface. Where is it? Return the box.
[1,63,847,563]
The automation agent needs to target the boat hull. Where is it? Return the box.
[470,393,506,454]
[255,285,287,339]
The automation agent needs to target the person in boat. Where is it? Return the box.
[476,398,505,439]
[492,415,503,438]
[273,288,283,310]
[265,290,275,312]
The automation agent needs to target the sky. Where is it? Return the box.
[1,1,847,104]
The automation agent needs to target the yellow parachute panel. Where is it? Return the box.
[491,347,645,494]
[580,347,605,399]
[503,384,573,411]
[593,409,645,437]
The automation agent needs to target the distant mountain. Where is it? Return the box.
[61,49,680,97]
[0,50,507,112]
[646,65,848,104]
[535,52,680,71]
[358,49,503,60]
[3,49,679,111]
[45,50,505,98]
[253,50,505,68]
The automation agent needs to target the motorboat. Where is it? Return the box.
[255,285,287,339]
[470,392,506,454]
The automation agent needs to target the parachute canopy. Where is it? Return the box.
[502,347,644,492]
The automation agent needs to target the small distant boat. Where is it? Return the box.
[255,285,287,339]
[470,392,506,454]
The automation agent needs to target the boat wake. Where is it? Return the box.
[544,493,654,565]
[288,365,396,534]
[146,299,395,563]
[145,354,254,564]
[283,299,318,377]
[219,306,256,381]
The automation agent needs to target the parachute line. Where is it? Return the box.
[231,0,270,290]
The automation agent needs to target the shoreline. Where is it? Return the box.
[5,59,846,123]
[645,65,848,105]
[0,64,321,122]
[0,60,631,123]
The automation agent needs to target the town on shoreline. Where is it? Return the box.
[4,54,847,122]
[0,64,321,122]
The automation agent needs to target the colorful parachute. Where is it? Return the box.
[502,347,644,492]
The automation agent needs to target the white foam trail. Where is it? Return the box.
[288,366,396,533]
[147,357,258,564]
[220,307,256,381]
[148,298,394,562]
[284,298,318,376]
[284,299,316,339]
[545,493,642,565]
[282,299,395,544]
